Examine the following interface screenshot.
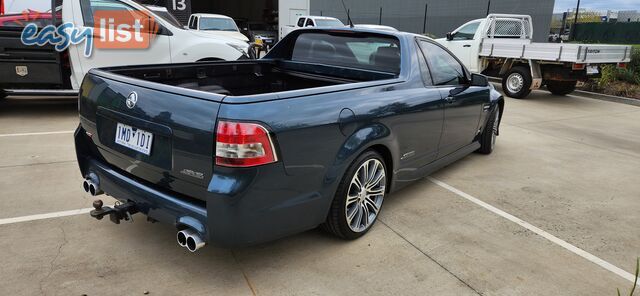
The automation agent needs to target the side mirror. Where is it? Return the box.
[446,32,454,41]
[149,23,172,36]
[470,73,489,87]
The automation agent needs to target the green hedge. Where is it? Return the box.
[574,23,640,44]
[598,47,640,87]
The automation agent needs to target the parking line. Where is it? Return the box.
[0,130,74,138]
[0,208,93,226]
[427,177,638,285]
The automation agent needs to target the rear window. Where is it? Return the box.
[291,33,401,74]
[199,17,238,31]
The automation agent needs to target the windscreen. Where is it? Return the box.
[200,18,238,31]
[315,19,344,27]
[291,33,401,74]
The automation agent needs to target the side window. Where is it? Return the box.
[419,41,466,86]
[452,22,480,40]
[305,19,315,27]
[187,16,192,28]
[415,41,433,86]
[297,17,306,27]
[80,0,140,27]
[188,16,196,29]
[192,17,199,29]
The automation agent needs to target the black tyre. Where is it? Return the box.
[322,150,387,240]
[502,66,532,99]
[546,80,576,96]
[477,108,500,155]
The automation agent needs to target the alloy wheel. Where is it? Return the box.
[345,159,386,233]
[491,109,499,150]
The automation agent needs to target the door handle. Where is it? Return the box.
[463,44,471,48]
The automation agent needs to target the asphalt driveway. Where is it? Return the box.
[0,90,638,295]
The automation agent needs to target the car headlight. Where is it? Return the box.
[227,43,249,56]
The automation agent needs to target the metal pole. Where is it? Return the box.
[379,7,382,25]
[486,0,491,16]
[422,3,428,34]
[571,0,581,40]
[51,0,57,25]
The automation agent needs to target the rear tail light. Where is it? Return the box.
[215,121,278,167]
[572,63,585,71]
[617,62,627,69]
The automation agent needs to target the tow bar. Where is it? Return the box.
[90,199,139,224]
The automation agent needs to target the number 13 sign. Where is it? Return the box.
[172,0,187,10]
[167,0,191,24]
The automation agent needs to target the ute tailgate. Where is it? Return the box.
[79,70,223,200]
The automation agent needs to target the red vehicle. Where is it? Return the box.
[0,6,68,99]
[0,8,61,27]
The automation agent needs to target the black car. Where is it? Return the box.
[235,19,277,47]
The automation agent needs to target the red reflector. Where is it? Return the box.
[572,63,585,70]
[617,62,627,69]
[215,121,277,167]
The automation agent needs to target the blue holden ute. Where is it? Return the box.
[75,28,504,251]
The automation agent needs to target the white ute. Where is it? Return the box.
[187,13,250,43]
[436,14,632,98]
[61,0,251,91]
[280,16,344,40]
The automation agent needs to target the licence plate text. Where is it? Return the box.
[115,123,153,155]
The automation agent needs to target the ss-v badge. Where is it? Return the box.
[180,169,205,180]
[15,66,28,77]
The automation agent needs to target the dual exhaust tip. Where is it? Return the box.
[82,173,103,196]
[82,173,205,252]
[177,229,206,252]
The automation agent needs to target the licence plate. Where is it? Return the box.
[586,65,599,75]
[115,123,153,155]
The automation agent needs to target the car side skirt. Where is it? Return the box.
[392,141,481,192]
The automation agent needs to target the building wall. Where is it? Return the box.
[310,0,555,41]
[617,10,640,23]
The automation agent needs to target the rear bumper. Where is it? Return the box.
[75,125,333,247]
[84,158,209,236]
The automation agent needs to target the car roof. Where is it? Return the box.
[145,5,168,12]
[354,24,399,31]
[300,16,341,20]
[191,13,233,19]
[294,27,429,41]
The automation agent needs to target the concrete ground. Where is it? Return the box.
[0,90,638,296]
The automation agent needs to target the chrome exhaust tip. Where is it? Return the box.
[82,180,90,193]
[88,182,103,196]
[186,234,205,253]
[177,230,189,247]
[177,228,206,252]
[84,173,103,196]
